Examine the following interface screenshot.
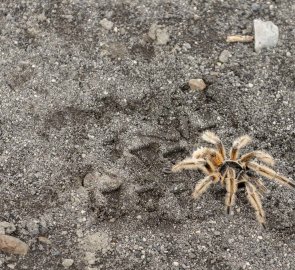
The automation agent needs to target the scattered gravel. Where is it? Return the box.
[0,0,294,269]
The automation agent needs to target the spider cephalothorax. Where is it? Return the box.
[172,131,295,228]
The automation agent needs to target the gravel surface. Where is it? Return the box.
[0,0,294,269]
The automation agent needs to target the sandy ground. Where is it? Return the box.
[0,0,295,269]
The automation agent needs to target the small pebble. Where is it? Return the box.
[38,236,52,245]
[214,231,221,236]
[62,259,74,268]
[251,3,261,12]
[219,49,231,63]
[182,42,191,50]
[188,79,206,91]
[173,261,179,266]
[228,238,234,244]
[100,18,114,30]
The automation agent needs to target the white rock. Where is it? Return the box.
[173,261,179,266]
[219,50,231,63]
[254,19,279,52]
[100,18,114,30]
[62,259,74,268]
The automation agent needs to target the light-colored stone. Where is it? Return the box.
[219,50,231,63]
[254,19,279,52]
[100,18,114,30]
[84,252,96,265]
[0,235,29,255]
[38,236,52,245]
[0,222,16,235]
[7,264,16,269]
[148,23,170,45]
[188,79,207,91]
[155,28,170,45]
[62,259,74,268]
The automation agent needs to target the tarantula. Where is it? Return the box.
[172,131,295,228]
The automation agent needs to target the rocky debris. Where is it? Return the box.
[0,222,16,235]
[254,19,279,52]
[62,259,74,268]
[219,50,231,63]
[84,172,122,193]
[0,235,29,255]
[148,23,170,45]
[188,79,207,91]
[99,18,114,30]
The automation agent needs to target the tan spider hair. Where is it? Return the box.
[172,131,295,228]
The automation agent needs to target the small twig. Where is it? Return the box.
[226,35,254,43]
